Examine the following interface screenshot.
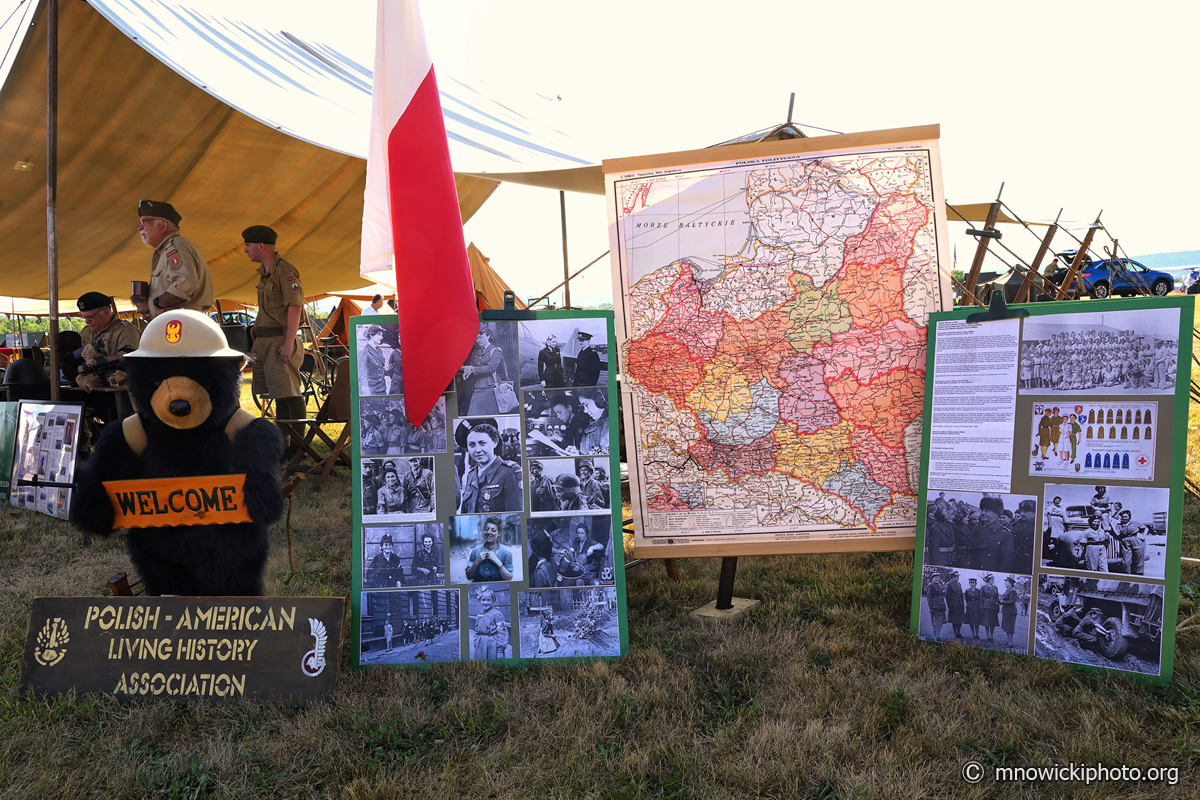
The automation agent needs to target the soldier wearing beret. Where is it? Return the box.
[137,200,213,318]
[457,422,521,514]
[243,225,307,457]
[75,292,140,389]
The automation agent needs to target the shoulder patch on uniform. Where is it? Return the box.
[290,282,301,294]
[285,274,297,282]
[166,248,178,257]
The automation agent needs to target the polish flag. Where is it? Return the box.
[361,0,477,426]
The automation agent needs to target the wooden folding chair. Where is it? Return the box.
[278,357,352,490]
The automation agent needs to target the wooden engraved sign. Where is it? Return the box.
[103,475,250,528]
[21,597,345,702]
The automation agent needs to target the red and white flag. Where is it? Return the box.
[361,0,477,426]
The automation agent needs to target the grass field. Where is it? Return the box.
[1,398,1199,798]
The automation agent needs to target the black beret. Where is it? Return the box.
[454,417,499,449]
[138,200,181,225]
[76,292,112,312]
[242,225,278,245]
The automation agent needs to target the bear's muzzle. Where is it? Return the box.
[150,376,213,430]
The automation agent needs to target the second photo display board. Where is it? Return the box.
[909,297,1191,684]
[350,310,628,667]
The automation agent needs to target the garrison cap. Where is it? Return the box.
[241,225,278,245]
[76,292,112,312]
[138,200,181,225]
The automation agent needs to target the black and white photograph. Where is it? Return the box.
[453,416,523,514]
[360,396,448,456]
[517,318,609,389]
[917,566,1032,653]
[1041,483,1169,578]
[360,456,436,523]
[454,320,519,416]
[1028,401,1157,480]
[359,589,460,665]
[449,513,523,584]
[468,585,514,661]
[362,524,445,589]
[528,457,612,515]
[523,387,610,457]
[1019,307,1179,395]
[519,587,620,658]
[923,490,1037,576]
[1034,573,1163,676]
[526,515,615,587]
[356,322,403,397]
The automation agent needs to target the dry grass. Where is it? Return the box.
[0,387,1197,797]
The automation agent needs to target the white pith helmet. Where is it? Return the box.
[125,309,245,358]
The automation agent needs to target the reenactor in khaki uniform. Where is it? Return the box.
[137,200,213,318]
[242,225,308,459]
[75,291,140,389]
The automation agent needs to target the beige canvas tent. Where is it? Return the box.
[0,0,589,307]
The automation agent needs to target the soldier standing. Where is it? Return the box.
[243,225,308,460]
[137,200,213,317]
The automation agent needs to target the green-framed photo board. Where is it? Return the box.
[349,310,628,667]
[908,296,1192,684]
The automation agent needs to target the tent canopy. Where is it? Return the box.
[0,0,590,305]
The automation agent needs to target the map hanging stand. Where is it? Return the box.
[965,292,1029,325]
[688,556,759,621]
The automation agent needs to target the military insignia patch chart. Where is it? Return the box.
[349,311,628,667]
[606,126,952,557]
[910,297,1191,684]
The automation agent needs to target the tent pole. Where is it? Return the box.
[46,0,60,400]
[560,191,570,309]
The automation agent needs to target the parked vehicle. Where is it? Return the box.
[1049,251,1174,298]
[1044,577,1163,661]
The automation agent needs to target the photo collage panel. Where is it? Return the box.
[354,315,625,665]
[917,304,1183,678]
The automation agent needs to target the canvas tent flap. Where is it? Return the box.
[0,0,582,305]
[468,243,527,310]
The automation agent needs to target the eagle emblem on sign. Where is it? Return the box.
[301,618,328,677]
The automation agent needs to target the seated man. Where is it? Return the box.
[75,292,140,390]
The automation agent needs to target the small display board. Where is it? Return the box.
[21,596,345,702]
[350,310,628,666]
[909,297,1191,684]
[8,400,84,519]
[0,402,18,503]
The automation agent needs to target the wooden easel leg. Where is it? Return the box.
[664,558,681,581]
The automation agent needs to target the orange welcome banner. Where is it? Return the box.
[103,475,250,529]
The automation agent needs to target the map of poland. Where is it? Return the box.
[611,143,948,544]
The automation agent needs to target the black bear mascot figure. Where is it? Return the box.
[71,310,284,596]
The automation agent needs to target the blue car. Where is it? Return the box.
[1050,251,1174,298]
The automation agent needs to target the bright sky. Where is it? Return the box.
[2,0,1197,308]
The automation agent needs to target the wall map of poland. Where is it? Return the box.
[607,130,951,553]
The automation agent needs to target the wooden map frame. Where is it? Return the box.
[606,126,952,559]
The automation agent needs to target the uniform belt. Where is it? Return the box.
[256,327,286,337]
